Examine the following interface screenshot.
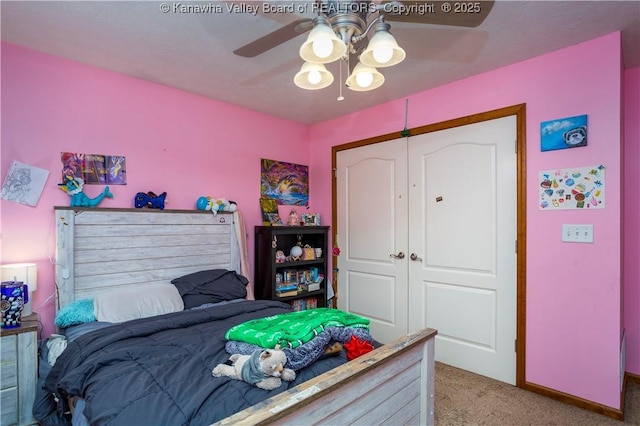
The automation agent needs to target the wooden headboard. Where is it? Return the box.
[54,207,239,309]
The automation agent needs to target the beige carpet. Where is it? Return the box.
[435,362,640,425]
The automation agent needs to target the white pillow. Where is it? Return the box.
[93,283,184,323]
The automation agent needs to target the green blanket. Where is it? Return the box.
[225,308,370,349]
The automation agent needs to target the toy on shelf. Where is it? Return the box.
[196,196,237,215]
[287,208,300,226]
[58,176,113,208]
[134,191,167,210]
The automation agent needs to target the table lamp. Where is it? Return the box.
[1,263,38,316]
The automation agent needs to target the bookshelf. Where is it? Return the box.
[254,226,329,310]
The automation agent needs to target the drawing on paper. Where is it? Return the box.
[1,161,50,207]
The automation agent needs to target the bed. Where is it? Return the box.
[35,207,437,425]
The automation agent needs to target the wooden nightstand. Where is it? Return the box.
[1,315,38,426]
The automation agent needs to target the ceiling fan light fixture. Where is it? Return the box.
[346,62,384,91]
[359,25,406,68]
[294,62,334,90]
[299,16,346,64]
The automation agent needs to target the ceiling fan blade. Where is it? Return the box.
[233,19,313,57]
[382,1,494,27]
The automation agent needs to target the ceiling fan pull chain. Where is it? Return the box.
[338,58,345,101]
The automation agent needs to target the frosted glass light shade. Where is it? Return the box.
[1,263,37,316]
[299,17,346,64]
[359,30,406,68]
[346,62,384,91]
[294,62,334,90]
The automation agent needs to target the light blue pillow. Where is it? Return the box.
[55,299,96,328]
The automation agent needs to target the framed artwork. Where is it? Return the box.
[302,213,320,226]
[540,114,587,152]
[260,159,309,206]
[260,196,282,225]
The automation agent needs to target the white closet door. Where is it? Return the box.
[336,138,409,344]
[407,116,517,384]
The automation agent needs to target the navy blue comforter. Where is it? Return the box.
[34,300,349,426]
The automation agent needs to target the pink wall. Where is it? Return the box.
[0,42,312,338]
[1,32,637,411]
[624,66,640,377]
[309,33,627,409]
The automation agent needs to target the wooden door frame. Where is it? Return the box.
[331,103,527,388]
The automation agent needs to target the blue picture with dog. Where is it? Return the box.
[540,114,588,152]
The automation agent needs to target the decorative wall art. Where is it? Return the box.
[259,196,282,225]
[1,161,50,207]
[539,165,605,210]
[260,159,309,206]
[540,114,588,152]
[61,152,127,185]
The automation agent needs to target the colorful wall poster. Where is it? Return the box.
[539,165,605,210]
[540,114,588,152]
[1,161,50,207]
[61,152,127,185]
[260,159,309,206]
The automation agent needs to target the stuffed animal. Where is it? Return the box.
[58,176,113,208]
[134,191,167,209]
[212,347,295,390]
[196,196,238,215]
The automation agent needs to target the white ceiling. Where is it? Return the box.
[1,1,639,125]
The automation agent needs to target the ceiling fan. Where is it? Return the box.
[234,0,495,92]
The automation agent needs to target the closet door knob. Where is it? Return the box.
[390,252,405,259]
[410,253,423,262]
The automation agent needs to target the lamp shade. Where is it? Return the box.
[1,263,37,292]
[294,62,334,90]
[359,29,406,68]
[299,17,346,64]
[346,62,385,91]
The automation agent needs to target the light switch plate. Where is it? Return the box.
[562,224,594,243]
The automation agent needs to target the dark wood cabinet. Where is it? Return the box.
[254,226,329,310]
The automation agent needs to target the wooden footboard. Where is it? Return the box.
[214,327,437,426]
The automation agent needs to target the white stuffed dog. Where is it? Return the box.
[212,347,296,390]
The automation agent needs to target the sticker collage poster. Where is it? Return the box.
[539,165,605,210]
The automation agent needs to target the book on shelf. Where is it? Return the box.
[276,284,298,292]
[276,283,298,297]
[282,269,297,285]
[309,267,319,282]
[290,297,318,311]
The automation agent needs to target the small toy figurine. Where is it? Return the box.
[134,191,167,209]
[58,176,113,208]
[287,209,300,226]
